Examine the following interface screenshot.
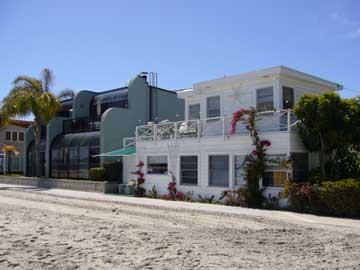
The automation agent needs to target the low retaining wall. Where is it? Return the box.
[0,176,119,194]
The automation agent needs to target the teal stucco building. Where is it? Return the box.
[24,74,184,181]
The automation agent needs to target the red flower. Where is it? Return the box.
[251,150,258,156]
[176,192,184,200]
[137,161,144,167]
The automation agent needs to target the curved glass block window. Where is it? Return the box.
[51,131,100,179]
[90,88,128,120]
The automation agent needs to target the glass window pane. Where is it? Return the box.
[234,155,246,186]
[12,131,18,141]
[292,152,309,183]
[209,155,229,187]
[206,96,221,118]
[257,87,274,111]
[263,171,287,187]
[147,156,168,174]
[19,132,24,141]
[283,87,294,109]
[5,131,11,141]
[180,156,198,185]
[189,104,200,120]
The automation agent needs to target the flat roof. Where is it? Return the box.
[192,66,343,91]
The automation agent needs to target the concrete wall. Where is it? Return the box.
[100,76,150,164]
[46,117,66,177]
[23,125,35,176]
[152,88,184,122]
[0,176,118,193]
[72,90,96,119]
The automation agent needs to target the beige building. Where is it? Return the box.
[0,120,33,173]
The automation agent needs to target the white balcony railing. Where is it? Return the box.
[136,110,298,143]
[123,137,136,148]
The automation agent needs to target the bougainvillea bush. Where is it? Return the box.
[228,108,273,208]
[131,161,146,197]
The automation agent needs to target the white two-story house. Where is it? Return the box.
[133,66,342,199]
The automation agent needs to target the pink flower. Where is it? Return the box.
[260,140,271,147]
[137,161,144,167]
[251,150,258,156]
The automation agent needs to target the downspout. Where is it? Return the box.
[149,85,152,123]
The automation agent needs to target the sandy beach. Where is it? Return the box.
[0,186,359,270]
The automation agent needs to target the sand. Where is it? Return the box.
[0,187,359,270]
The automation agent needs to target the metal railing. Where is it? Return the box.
[63,117,100,134]
[123,137,136,148]
[136,110,298,142]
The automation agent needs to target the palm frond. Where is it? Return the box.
[42,68,53,92]
[13,76,43,94]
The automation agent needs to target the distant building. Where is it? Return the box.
[24,73,184,180]
[1,119,33,173]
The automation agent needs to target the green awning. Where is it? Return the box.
[93,146,136,157]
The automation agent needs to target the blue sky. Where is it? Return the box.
[0,0,359,101]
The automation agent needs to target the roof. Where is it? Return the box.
[185,66,343,93]
[93,146,136,157]
[9,119,33,128]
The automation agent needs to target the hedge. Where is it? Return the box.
[89,167,107,182]
[285,179,360,218]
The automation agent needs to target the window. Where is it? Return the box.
[12,131,18,142]
[209,155,229,187]
[206,96,221,118]
[282,87,294,109]
[291,153,308,183]
[147,156,168,174]
[19,132,24,142]
[188,104,200,120]
[5,131,11,141]
[180,156,198,185]
[256,87,274,111]
[234,155,246,186]
[262,154,288,187]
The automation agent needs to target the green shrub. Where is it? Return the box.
[286,182,323,214]
[89,167,107,182]
[285,179,360,217]
[320,179,360,218]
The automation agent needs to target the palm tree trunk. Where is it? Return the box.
[34,120,42,177]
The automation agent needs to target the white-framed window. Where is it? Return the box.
[262,154,288,187]
[147,155,168,175]
[188,104,200,120]
[206,96,221,118]
[209,155,229,187]
[234,155,246,186]
[5,131,11,141]
[256,87,274,111]
[19,132,24,142]
[180,155,198,185]
[282,86,294,109]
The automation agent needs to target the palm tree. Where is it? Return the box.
[0,69,60,177]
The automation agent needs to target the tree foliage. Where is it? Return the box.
[294,91,360,179]
[0,69,60,177]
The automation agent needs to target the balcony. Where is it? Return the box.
[136,110,298,142]
[63,117,100,134]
